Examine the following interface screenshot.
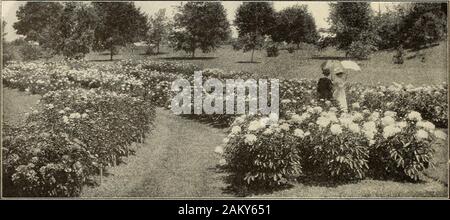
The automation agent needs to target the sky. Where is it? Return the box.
[1,1,397,41]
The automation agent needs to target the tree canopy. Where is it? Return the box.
[170,2,231,57]
[271,5,318,46]
[234,2,276,62]
[92,2,148,60]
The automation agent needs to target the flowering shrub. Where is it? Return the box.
[2,88,155,197]
[357,83,448,128]
[292,107,370,181]
[119,59,201,77]
[220,101,446,189]
[2,125,92,197]
[5,60,446,128]
[368,111,446,181]
[222,115,302,188]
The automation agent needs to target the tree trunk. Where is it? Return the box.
[192,48,195,58]
[251,48,255,63]
[110,45,114,61]
[157,42,160,54]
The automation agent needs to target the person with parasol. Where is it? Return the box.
[319,60,361,112]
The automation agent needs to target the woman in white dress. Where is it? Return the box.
[330,64,348,112]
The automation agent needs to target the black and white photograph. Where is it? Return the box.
[1,0,448,199]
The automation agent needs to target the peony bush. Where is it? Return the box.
[2,88,155,197]
[219,101,447,189]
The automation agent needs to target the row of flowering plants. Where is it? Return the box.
[2,61,146,97]
[217,99,447,189]
[2,88,155,197]
[5,60,447,128]
[354,82,448,128]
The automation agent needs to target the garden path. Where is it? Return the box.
[81,108,232,198]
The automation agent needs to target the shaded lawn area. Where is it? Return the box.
[84,42,447,86]
[2,88,41,127]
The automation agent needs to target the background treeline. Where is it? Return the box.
[1,2,447,64]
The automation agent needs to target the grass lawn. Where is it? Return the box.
[2,88,41,126]
[254,178,447,198]
[84,42,447,86]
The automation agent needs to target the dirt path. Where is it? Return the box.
[81,108,232,198]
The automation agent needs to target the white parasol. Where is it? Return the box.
[340,60,361,71]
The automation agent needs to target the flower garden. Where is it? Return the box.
[2,60,448,197]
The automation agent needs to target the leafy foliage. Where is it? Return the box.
[92,2,148,60]
[328,2,373,51]
[234,2,276,62]
[147,9,169,54]
[3,88,155,197]
[398,3,447,50]
[270,5,318,46]
[13,2,64,47]
[52,2,98,58]
[170,2,231,57]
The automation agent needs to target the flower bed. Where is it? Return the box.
[219,100,447,189]
[2,88,155,197]
[2,60,448,195]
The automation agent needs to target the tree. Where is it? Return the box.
[170,2,230,57]
[398,3,447,50]
[372,9,402,50]
[234,2,276,62]
[93,2,148,60]
[13,2,64,48]
[13,2,99,59]
[271,5,318,48]
[328,2,375,56]
[147,9,168,54]
[53,2,98,58]
[2,20,11,66]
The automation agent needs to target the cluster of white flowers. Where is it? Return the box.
[362,121,377,140]
[416,121,435,131]
[381,115,395,126]
[231,126,241,135]
[244,134,257,145]
[407,111,422,121]
[382,124,402,139]
[248,120,265,131]
[279,123,290,131]
[316,116,331,128]
[415,129,429,140]
[293,128,310,138]
[330,124,343,135]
